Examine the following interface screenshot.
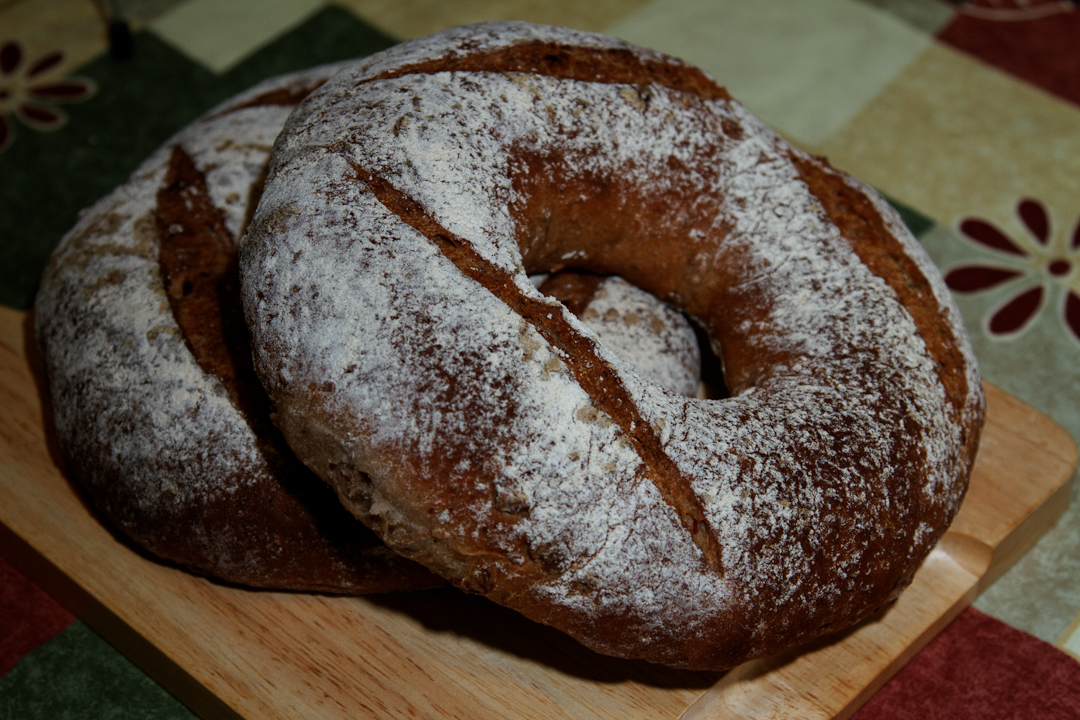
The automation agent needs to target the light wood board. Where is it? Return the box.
[0,305,1075,720]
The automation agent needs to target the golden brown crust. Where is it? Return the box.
[206,79,327,121]
[790,154,971,425]
[360,39,730,101]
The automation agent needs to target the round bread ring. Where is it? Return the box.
[243,23,984,668]
[34,65,435,592]
[33,64,699,593]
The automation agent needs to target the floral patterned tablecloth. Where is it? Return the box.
[2,0,1080,717]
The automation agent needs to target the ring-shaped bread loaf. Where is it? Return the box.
[242,23,984,668]
[34,64,699,593]
[34,65,435,592]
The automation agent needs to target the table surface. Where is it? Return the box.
[2,0,1080,718]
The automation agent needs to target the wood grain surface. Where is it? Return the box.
[0,305,1075,720]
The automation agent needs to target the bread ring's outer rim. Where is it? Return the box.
[242,21,985,669]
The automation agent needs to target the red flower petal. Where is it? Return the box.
[1066,291,1080,343]
[988,285,1044,335]
[959,218,1028,256]
[16,103,64,130]
[1017,198,1050,244]
[0,115,11,151]
[946,266,1023,293]
[27,51,63,78]
[28,79,94,102]
[0,42,21,75]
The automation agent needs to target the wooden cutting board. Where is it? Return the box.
[0,305,1075,720]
